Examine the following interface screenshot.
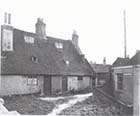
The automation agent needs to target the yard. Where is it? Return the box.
[2,90,132,116]
[3,94,55,115]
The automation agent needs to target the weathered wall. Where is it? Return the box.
[133,66,140,116]
[51,76,62,93]
[77,77,90,89]
[113,67,133,104]
[68,76,78,91]
[68,76,91,91]
[0,75,44,96]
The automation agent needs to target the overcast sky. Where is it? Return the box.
[0,0,140,64]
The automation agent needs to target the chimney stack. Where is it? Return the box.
[35,18,46,39]
[8,13,11,24]
[4,12,7,24]
[72,30,79,45]
[103,57,106,65]
[4,12,11,25]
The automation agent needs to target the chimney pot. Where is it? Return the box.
[8,13,11,24]
[4,12,7,24]
[72,30,79,45]
[103,57,106,65]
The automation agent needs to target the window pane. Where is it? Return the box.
[117,73,123,90]
[27,78,32,85]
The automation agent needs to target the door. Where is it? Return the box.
[92,77,96,88]
[44,76,51,94]
[62,76,67,92]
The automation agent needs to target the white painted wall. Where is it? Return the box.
[0,75,44,96]
[51,76,62,93]
[68,76,91,91]
[68,76,78,91]
[133,66,140,116]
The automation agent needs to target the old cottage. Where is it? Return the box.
[0,17,94,96]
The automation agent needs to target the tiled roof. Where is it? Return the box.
[1,28,94,76]
[112,57,129,67]
[126,51,140,65]
[90,63,111,73]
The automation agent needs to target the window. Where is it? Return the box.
[78,76,83,81]
[65,60,69,66]
[24,36,34,43]
[117,73,123,90]
[27,76,38,85]
[55,42,63,49]
[31,56,38,63]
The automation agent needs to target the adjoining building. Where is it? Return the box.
[112,51,140,116]
[0,17,95,96]
[90,61,111,87]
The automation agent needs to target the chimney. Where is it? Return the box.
[35,18,46,38]
[72,30,79,45]
[8,13,11,24]
[4,12,12,25]
[1,13,14,51]
[103,57,106,65]
[4,12,7,24]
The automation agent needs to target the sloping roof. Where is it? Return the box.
[90,63,111,73]
[112,57,129,67]
[126,51,140,65]
[1,28,94,76]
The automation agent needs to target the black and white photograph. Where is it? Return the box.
[0,0,140,115]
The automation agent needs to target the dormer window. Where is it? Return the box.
[31,56,38,63]
[55,42,63,49]
[24,36,34,43]
[65,60,70,67]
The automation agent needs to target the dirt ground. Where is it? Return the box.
[2,90,133,116]
[59,90,133,116]
[3,94,55,115]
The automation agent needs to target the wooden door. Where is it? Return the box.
[44,76,51,94]
[62,76,67,92]
[92,77,96,88]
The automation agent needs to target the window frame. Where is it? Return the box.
[55,42,63,49]
[117,73,123,90]
[31,56,39,63]
[24,35,34,43]
[27,75,38,86]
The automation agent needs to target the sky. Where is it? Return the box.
[0,0,140,64]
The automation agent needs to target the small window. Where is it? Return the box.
[78,76,83,81]
[27,76,38,85]
[24,36,34,43]
[117,73,123,90]
[32,56,38,63]
[65,60,69,66]
[55,42,63,49]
